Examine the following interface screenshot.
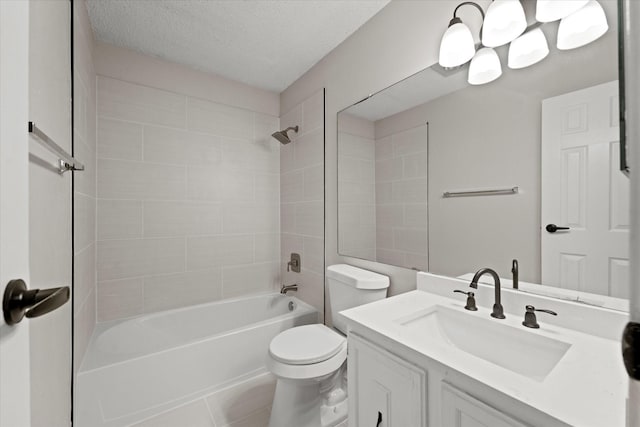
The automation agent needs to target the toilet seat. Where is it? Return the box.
[267,324,347,380]
[269,324,345,365]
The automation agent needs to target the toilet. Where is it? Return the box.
[267,264,389,427]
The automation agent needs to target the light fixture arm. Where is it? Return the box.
[451,1,485,40]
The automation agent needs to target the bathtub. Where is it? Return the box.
[76,293,317,427]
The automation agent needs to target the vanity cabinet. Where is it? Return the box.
[348,333,539,427]
[348,333,427,427]
[441,383,529,427]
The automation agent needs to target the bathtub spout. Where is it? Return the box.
[280,284,298,295]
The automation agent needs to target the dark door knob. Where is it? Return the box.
[2,279,70,325]
[545,224,570,233]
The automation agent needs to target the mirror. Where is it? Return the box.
[338,0,628,309]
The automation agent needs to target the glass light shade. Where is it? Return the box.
[536,0,589,23]
[468,47,503,85]
[557,0,608,50]
[482,0,527,48]
[508,28,549,69]
[439,21,476,68]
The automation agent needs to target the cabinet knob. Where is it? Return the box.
[376,411,382,427]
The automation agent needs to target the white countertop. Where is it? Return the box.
[341,287,628,427]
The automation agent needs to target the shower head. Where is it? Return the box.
[271,126,299,144]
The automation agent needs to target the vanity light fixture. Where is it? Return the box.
[557,0,609,50]
[535,0,589,23]
[438,1,484,68]
[481,0,527,48]
[439,0,609,85]
[469,47,502,85]
[508,27,549,69]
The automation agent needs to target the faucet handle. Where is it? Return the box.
[522,305,557,328]
[453,290,478,311]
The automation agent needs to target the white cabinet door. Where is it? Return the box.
[441,383,529,427]
[348,333,427,427]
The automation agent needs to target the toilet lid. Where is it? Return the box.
[269,324,346,365]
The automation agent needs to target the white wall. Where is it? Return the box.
[28,0,72,425]
[282,0,618,297]
[280,89,325,320]
[94,44,281,321]
[282,0,458,296]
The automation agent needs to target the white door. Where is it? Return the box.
[541,81,629,297]
[0,1,32,426]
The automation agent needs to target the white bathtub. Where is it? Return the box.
[76,294,317,427]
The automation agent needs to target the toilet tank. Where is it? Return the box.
[327,264,389,334]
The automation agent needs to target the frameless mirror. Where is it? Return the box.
[337,0,627,309]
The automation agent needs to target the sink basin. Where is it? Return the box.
[396,305,571,381]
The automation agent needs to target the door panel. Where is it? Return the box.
[541,81,629,298]
[0,1,32,425]
[28,0,73,426]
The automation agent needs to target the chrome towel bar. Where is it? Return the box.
[443,186,519,198]
[28,121,84,173]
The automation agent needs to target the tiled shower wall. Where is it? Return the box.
[96,75,281,321]
[73,0,97,374]
[280,89,325,321]
[337,113,376,260]
[375,124,428,271]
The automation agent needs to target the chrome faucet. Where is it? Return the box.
[469,268,505,319]
[280,284,298,295]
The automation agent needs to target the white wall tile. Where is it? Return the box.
[143,269,223,312]
[294,128,323,169]
[393,126,427,157]
[97,277,144,321]
[404,204,427,229]
[187,165,254,202]
[223,204,279,234]
[75,193,95,251]
[304,164,323,201]
[222,262,279,298]
[97,238,185,281]
[74,243,96,313]
[187,97,253,139]
[393,228,427,254]
[255,233,280,263]
[295,201,323,237]
[98,76,186,128]
[75,136,97,197]
[144,125,221,166]
[403,151,427,179]
[98,159,186,200]
[376,157,403,182]
[302,90,323,132]
[254,113,279,145]
[144,201,222,238]
[97,117,143,161]
[303,236,324,274]
[97,200,143,240]
[281,170,304,203]
[281,203,296,234]
[392,178,427,204]
[187,235,254,270]
[255,172,279,204]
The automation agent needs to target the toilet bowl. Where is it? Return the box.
[267,265,389,427]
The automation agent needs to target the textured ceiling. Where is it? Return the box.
[86,0,390,92]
